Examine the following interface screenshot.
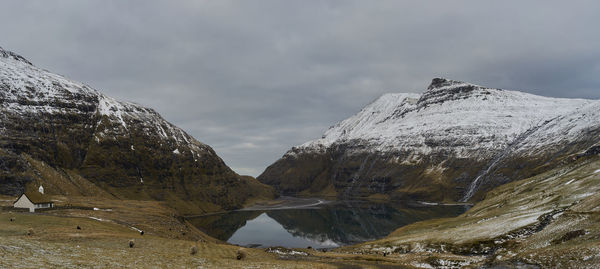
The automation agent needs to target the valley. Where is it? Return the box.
[2,154,598,268]
[1,46,600,268]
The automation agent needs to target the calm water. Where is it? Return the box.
[188,199,468,249]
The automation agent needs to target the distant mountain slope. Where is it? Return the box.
[0,46,275,214]
[258,78,599,202]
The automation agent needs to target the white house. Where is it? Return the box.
[13,192,54,212]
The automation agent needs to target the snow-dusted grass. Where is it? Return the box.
[344,158,600,268]
[0,211,411,268]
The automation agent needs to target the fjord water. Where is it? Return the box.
[188,199,468,248]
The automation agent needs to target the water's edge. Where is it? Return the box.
[187,198,469,249]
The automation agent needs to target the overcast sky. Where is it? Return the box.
[1,1,599,176]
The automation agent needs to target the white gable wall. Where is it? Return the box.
[13,195,36,212]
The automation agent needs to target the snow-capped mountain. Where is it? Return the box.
[258,78,600,202]
[0,46,274,213]
[0,47,203,151]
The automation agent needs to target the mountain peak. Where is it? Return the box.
[428,77,461,89]
[418,78,487,107]
[0,46,32,65]
[426,78,478,91]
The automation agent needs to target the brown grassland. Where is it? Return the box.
[2,156,600,268]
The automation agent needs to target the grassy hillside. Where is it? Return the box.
[5,151,276,215]
[0,209,417,268]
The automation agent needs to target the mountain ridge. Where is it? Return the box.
[0,46,275,214]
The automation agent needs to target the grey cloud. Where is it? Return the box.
[1,1,599,176]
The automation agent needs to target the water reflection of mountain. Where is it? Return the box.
[188,201,467,246]
[267,201,467,245]
[187,210,263,241]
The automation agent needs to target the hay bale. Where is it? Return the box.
[190,245,198,255]
[236,249,246,260]
[129,239,135,248]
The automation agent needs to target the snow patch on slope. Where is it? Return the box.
[1,49,98,116]
[511,101,600,156]
[94,93,207,151]
[98,95,129,129]
[0,46,210,156]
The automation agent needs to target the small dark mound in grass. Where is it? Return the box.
[236,249,246,260]
[553,229,586,244]
[129,239,135,248]
[190,245,198,255]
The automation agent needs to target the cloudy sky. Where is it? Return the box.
[1,1,599,176]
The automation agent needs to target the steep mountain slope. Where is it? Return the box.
[0,46,275,214]
[460,100,600,202]
[343,154,600,268]
[259,78,598,202]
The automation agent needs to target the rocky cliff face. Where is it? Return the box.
[0,46,275,214]
[258,78,599,202]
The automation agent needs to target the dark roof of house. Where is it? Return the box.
[20,191,53,204]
